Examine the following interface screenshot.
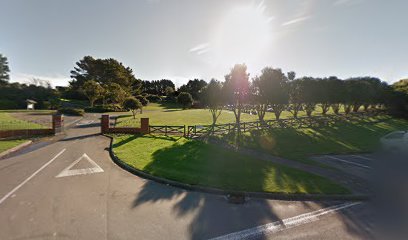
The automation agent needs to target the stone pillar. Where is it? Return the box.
[101,115,110,134]
[140,118,149,134]
[52,114,64,134]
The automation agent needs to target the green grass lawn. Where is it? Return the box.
[230,116,408,163]
[112,134,350,194]
[116,103,350,127]
[0,112,47,130]
[0,139,28,153]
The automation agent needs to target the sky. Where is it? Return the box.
[1,0,407,87]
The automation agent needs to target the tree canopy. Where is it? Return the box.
[0,54,10,85]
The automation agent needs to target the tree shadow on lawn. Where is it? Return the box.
[238,117,404,161]
[123,135,369,239]
[141,140,333,194]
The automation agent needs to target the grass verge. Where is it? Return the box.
[112,134,350,195]
[0,139,29,154]
[0,112,47,130]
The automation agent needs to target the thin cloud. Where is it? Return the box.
[282,16,311,26]
[11,73,70,87]
[334,0,364,6]
[189,43,210,55]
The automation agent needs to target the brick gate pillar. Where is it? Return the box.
[52,114,64,134]
[140,118,149,134]
[101,115,110,134]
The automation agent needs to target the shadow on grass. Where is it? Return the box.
[111,134,372,239]
[233,117,407,162]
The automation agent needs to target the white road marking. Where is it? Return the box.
[0,149,66,205]
[56,153,103,178]
[327,156,371,169]
[351,155,373,161]
[76,120,94,126]
[210,202,362,240]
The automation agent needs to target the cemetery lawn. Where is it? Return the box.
[112,134,350,195]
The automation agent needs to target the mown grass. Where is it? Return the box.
[0,112,47,130]
[116,102,407,164]
[0,139,28,153]
[116,103,349,127]
[112,134,350,194]
[230,116,408,163]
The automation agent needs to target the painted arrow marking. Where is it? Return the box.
[56,153,104,178]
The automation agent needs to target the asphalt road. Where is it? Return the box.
[0,114,375,240]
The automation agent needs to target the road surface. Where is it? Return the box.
[0,114,375,240]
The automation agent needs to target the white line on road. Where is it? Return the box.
[210,202,362,240]
[327,156,371,169]
[0,148,66,205]
[56,153,103,178]
[351,155,373,161]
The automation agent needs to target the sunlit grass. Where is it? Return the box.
[0,139,28,153]
[112,134,350,194]
[0,112,47,130]
[116,103,355,127]
[233,116,408,163]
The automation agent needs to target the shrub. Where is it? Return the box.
[146,94,162,103]
[58,107,85,116]
[84,104,124,113]
[0,99,20,109]
[123,97,143,118]
[136,95,149,106]
[177,92,193,109]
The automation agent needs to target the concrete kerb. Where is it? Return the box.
[0,140,32,159]
[104,134,371,202]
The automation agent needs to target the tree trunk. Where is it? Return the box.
[332,104,340,115]
[322,103,330,115]
[352,104,360,112]
[344,104,352,114]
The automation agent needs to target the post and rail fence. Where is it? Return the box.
[102,111,385,138]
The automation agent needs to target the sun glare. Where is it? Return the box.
[213,2,272,66]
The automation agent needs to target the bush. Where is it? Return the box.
[0,99,20,109]
[84,104,124,113]
[146,94,162,103]
[135,95,149,106]
[177,92,193,109]
[123,97,143,118]
[58,107,85,116]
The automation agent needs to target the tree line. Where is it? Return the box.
[199,64,408,128]
[0,54,407,120]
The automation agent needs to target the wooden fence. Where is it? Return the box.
[112,111,384,138]
[149,125,186,136]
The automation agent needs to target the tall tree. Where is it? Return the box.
[265,68,289,120]
[178,79,207,100]
[327,77,344,114]
[106,83,129,107]
[298,77,317,117]
[177,92,193,109]
[288,79,303,118]
[223,64,250,131]
[0,54,10,85]
[70,56,139,94]
[201,79,224,127]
